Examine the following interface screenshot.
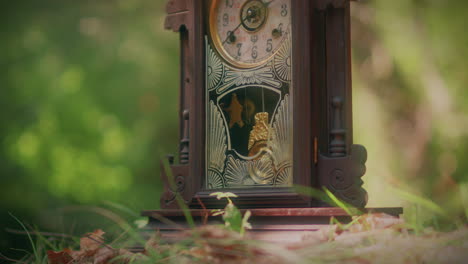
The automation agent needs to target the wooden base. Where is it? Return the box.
[141,207,403,243]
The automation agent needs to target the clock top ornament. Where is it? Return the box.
[161,0,368,209]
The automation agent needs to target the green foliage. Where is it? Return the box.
[210,192,252,236]
[1,0,178,210]
[0,0,178,255]
[294,185,360,216]
[351,0,468,227]
[390,186,446,216]
[323,188,355,216]
[389,186,467,233]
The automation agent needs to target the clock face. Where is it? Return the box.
[209,0,291,68]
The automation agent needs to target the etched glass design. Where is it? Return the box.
[205,11,292,189]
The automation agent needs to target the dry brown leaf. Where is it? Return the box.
[81,229,106,252]
[92,247,117,264]
[47,229,121,264]
[47,248,73,264]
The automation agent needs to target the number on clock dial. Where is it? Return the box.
[213,0,291,66]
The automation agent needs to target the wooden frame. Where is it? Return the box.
[161,0,367,209]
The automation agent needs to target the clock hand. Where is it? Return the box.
[222,12,255,45]
[222,21,244,45]
[222,0,275,45]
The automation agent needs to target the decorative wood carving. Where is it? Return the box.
[330,96,346,157]
[164,0,189,32]
[160,158,189,209]
[318,144,368,208]
[180,109,189,164]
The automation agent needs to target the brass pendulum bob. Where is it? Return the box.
[248,112,269,157]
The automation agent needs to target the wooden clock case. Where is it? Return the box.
[140,1,402,243]
[158,0,368,210]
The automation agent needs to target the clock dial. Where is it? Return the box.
[209,0,291,68]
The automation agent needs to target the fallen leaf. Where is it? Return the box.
[93,247,116,264]
[81,229,106,252]
[47,249,73,264]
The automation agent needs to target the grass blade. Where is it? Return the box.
[389,186,445,215]
[160,156,195,228]
[9,213,39,262]
[323,187,355,216]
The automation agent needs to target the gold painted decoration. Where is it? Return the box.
[248,112,269,154]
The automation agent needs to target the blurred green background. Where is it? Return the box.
[1,0,467,260]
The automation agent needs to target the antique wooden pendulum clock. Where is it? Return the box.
[142,0,401,239]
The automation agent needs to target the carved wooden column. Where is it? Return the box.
[180,109,189,164]
[160,0,191,208]
[316,0,368,207]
